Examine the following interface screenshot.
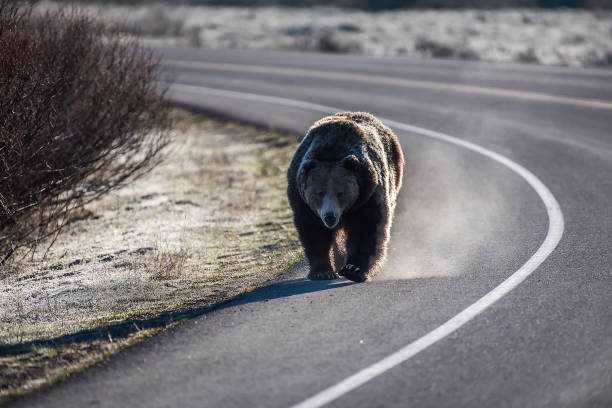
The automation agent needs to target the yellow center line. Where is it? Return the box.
[162,59,612,111]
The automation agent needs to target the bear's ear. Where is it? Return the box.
[301,159,316,174]
[341,155,359,171]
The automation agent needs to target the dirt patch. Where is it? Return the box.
[0,109,302,403]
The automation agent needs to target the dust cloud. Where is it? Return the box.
[379,138,522,281]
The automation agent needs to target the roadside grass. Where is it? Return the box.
[0,109,302,403]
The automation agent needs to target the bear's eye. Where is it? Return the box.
[317,192,325,199]
[337,192,345,198]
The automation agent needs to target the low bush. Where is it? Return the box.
[0,2,170,264]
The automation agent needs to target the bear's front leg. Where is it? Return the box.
[338,263,363,282]
[293,201,338,280]
[341,196,389,282]
[304,224,338,280]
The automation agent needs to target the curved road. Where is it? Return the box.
[12,47,612,407]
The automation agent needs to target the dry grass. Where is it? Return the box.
[0,109,302,403]
[147,248,188,281]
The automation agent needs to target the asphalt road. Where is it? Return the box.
[12,47,612,407]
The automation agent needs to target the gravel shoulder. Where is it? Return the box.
[0,109,301,403]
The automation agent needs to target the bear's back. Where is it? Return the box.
[304,117,369,162]
[307,112,403,194]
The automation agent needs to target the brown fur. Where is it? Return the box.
[287,112,404,282]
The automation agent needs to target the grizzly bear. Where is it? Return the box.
[287,112,403,282]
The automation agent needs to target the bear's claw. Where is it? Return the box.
[308,270,339,280]
[338,264,366,282]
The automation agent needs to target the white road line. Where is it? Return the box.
[167,83,565,408]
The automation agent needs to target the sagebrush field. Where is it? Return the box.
[36,1,612,68]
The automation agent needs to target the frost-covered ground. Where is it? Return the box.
[37,1,612,68]
[0,110,299,346]
[0,110,301,400]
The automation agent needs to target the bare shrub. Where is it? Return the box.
[289,26,363,54]
[315,27,363,53]
[0,2,171,264]
[516,47,540,63]
[414,37,479,60]
[415,37,455,58]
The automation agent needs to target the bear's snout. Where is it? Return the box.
[323,212,337,229]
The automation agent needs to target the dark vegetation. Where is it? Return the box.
[0,1,170,264]
[50,0,612,9]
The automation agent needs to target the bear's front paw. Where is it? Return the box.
[308,270,339,280]
[338,264,367,282]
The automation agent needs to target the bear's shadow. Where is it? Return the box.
[1,278,356,357]
[220,278,357,308]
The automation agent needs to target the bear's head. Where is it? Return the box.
[298,155,360,229]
